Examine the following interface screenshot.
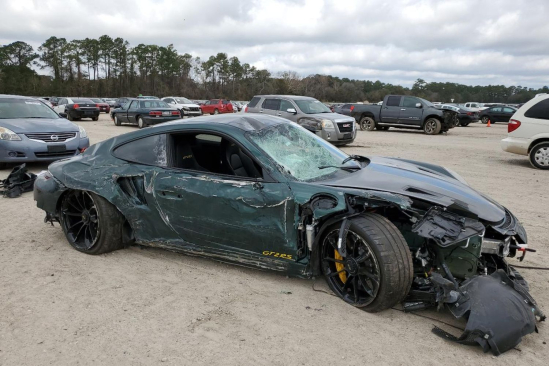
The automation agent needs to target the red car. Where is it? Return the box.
[200,99,234,115]
[90,98,111,113]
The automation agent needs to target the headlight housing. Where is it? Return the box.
[321,119,334,129]
[182,106,190,111]
[78,126,88,139]
[0,127,22,141]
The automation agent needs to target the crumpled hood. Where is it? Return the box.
[0,118,79,133]
[320,156,506,223]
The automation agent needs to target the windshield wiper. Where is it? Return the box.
[318,165,361,172]
[342,155,368,164]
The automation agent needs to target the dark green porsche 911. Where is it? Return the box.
[34,114,544,355]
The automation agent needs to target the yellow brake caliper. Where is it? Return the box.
[334,250,347,283]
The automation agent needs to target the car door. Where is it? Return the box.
[277,99,298,121]
[398,96,423,126]
[55,98,68,113]
[502,107,515,122]
[380,96,402,123]
[127,100,141,124]
[116,102,131,122]
[489,107,502,121]
[260,98,281,117]
[149,132,297,261]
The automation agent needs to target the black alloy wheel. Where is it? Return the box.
[322,229,381,307]
[60,191,100,251]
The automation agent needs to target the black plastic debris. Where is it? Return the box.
[432,270,545,356]
[0,164,37,198]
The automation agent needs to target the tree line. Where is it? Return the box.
[1,36,548,103]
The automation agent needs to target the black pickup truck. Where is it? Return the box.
[350,95,457,135]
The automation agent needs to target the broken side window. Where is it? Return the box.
[113,134,168,167]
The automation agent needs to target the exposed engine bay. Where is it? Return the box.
[300,193,545,356]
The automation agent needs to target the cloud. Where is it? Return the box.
[1,0,548,87]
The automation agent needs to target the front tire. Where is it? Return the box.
[59,191,125,255]
[481,116,489,124]
[423,118,441,135]
[529,142,549,169]
[114,115,121,126]
[321,213,413,312]
[359,117,376,131]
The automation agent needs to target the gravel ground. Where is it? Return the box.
[1,114,547,365]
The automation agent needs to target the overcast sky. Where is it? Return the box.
[1,0,548,88]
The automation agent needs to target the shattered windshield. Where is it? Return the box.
[247,123,358,181]
[294,99,332,114]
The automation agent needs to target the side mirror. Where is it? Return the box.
[415,103,422,108]
[59,112,67,118]
[287,108,297,114]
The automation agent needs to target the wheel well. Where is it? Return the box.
[55,189,135,246]
[360,112,375,120]
[422,115,442,126]
[528,138,549,153]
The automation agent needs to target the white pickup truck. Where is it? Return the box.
[462,102,487,112]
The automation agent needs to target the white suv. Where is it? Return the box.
[161,97,202,117]
[501,94,549,169]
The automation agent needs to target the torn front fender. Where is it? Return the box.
[412,206,485,247]
[434,270,545,356]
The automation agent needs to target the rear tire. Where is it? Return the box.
[92,116,98,121]
[529,142,549,170]
[66,111,73,121]
[359,117,376,131]
[423,118,441,135]
[321,213,413,312]
[213,109,219,115]
[59,191,126,255]
[138,117,145,129]
[0,162,8,170]
[460,121,470,127]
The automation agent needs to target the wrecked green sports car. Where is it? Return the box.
[34,114,544,355]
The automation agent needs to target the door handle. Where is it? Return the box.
[253,182,264,190]
[401,108,406,111]
[259,110,263,113]
[277,113,282,116]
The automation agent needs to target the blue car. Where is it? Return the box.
[0,95,90,169]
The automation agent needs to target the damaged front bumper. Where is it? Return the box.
[432,269,545,355]
[406,205,544,355]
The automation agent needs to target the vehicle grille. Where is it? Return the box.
[26,132,76,142]
[189,107,200,112]
[35,150,76,158]
[337,122,354,132]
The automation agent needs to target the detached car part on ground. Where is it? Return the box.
[34,115,544,355]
